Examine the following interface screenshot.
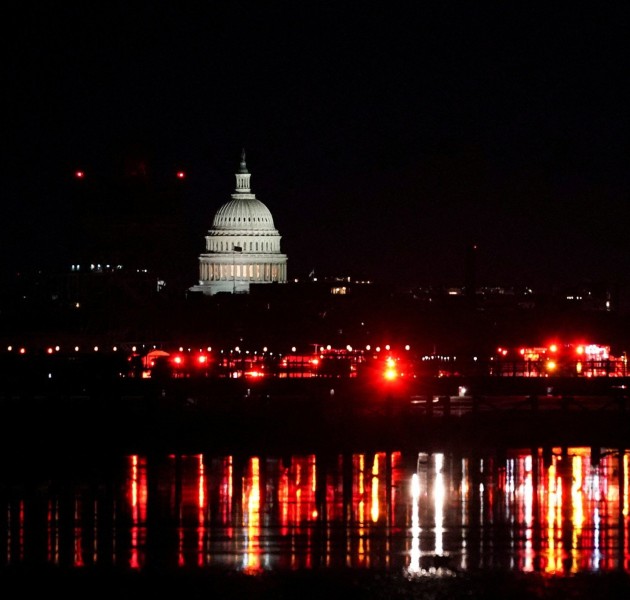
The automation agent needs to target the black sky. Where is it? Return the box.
[4,2,630,292]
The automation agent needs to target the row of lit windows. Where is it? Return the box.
[211,240,277,252]
[217,216,270,223]
[202,263,281,281]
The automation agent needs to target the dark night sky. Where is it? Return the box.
[4,2,630,292]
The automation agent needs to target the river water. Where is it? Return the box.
[1,445,627,576]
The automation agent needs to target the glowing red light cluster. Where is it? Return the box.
[383,357,398,381]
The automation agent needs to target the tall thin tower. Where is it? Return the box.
[465,241,477,308]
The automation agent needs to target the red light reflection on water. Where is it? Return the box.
[117,452,403,571]
[128,455,148,569]
[197,454,206,567]
[242,456,262,573]
[490,448,630,574]
[1,448,627,574]
[536,448,628,573]
[404,448,630,576]
[47,499,58,564]
[73,498,84,567]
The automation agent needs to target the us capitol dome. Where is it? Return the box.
[189,150,288,295]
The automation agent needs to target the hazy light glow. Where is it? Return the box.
[384,367,397,381]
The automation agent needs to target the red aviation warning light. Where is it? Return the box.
[74,170,85,179]
[176,170,186,179]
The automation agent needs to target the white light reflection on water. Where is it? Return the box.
[434,453,445,558]
[407,472,421,575]
[522,453,534,572]
[405,453,452,578]
[0,448,628,575]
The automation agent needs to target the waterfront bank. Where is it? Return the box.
[2,375,629,457]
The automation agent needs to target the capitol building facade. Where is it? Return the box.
[189,151,288,296]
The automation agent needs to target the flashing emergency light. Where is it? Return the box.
[384,357,398,381]
[171,354,185,367]
[384,368,398,381]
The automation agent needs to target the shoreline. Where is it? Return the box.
[1,565,629,599]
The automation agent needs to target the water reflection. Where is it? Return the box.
[1,448,628,574]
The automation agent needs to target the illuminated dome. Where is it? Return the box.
[211,198,276,230]
[211,151,277,230]
[189,150,287,296]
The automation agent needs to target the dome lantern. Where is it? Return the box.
[235,148,251,193]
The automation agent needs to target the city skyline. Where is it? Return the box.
[4,3,630,292]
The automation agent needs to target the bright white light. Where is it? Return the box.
[434,453,445,556]
[411,472,420,498]
[408,472,421,575]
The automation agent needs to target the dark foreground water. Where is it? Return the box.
[1,446,629,598]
